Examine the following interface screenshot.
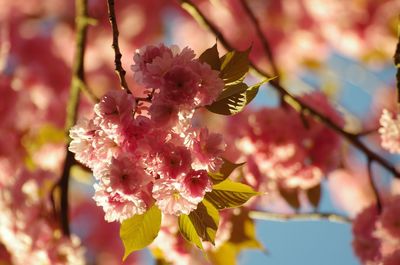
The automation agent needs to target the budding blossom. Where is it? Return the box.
[379,109,400,154]
[226,91,343,194]
[69,44,225,222]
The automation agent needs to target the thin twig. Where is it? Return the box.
[238,0,279,80]
[249,210,351,224]
[106,0,131,93]
[54,0,90,237]
[74,76,99,102]
[356,127,378,137]
[367,158,382,212]
[179,0,400,180]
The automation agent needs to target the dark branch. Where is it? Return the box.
[55,0,90,237]
[180,0,400,180]
[239,0,279,80]
[106,0,131,93]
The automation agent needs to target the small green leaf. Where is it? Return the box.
[209,158,245,184]
[178,214,203,250]
[306,184,321,209]
[206,90,247,115]
[245,82,261,105]
[206,79,269,116]
[216,82,248,101]
[120,205,162,260]
[278,186,300,209]
[189,200,220,244]
[220,48,251,84]
[199,43,221,71]
[205,179,258,210]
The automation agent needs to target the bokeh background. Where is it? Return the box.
[1,0,399,264]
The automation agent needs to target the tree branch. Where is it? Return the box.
[249,210,351,224]
[106,0,131,93]
[55,0,90,237]
[179,0,400,180]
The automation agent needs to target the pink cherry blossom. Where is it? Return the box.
[189,128,226,172]
[131,44,173,87]
[383,250,400,265]
[152,178,200,216]
[95,155,152,194]
[154,144,192,179]
[352,205,382,264]
[160,65,200,106]
[191,62,224,106]
[93,180,152,223]
[381,196,400,239]
[182,169,212,199]
[379,109,400,154]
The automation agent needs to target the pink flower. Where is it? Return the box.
[182,170,212,198]
[160,65,200,106]
[383,250,400,265]
[94,90,136,120]
[379,109,400,154]
[93,180,152,223]
[131,44,173,87]
[381,195,400,239]
[149,101,179,128]
[94,90,136,138]
[191,62,224,106]
[95,155,152,194]
[152,178,200,216]
[189,128,226,172]
[352,205,382,263]
[154,144,192,179]
[69,118,100,168]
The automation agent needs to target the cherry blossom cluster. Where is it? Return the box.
[352,197,400,265]
[379,109,400,154]
[69,44,225,222]
[226,91,343,193]
[0,168,85,265]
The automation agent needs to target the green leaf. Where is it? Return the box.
[189,200,219,244]
[205,179,258,210]
[199,43,220,71]
[206,89,247,115]
[216,82,248,101]
[209,158,245,184]
[278,186,300,209]
[206,80,268,116]
[178,214,203,250]
[220,48,251,85]
[245,82,261,105]
[306,184,321,208]
[120,205,162,260]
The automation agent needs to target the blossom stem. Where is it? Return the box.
[179,0,400,180]
[106,0,131,93]
[55,0,90,237]
[249,210,351,224]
